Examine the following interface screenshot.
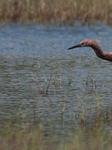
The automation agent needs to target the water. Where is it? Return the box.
[0,23,112,140]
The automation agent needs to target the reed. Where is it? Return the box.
[0,0,112,24]
[30,66,112,128]
[1,119,112,150]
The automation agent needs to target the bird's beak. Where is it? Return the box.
[68,43,83,50]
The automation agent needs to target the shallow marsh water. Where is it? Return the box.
[0,23,112,141]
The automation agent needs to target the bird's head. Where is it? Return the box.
[68,39,101,50]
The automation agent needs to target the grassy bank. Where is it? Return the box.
[0,0,112,24]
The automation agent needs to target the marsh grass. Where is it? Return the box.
[1,0,112,24]
[0,120,54,150]
[1,66,112,149]
[60,127,112,150]
[30,66,112,128]
[1,118,112,150]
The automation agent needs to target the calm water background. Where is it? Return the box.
[0,23,112,140]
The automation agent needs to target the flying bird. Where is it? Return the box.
[68,39,112,62]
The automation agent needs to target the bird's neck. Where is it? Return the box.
[91,45,112,61]
[91,45,104,58]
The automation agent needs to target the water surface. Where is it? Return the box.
[0,23,112,140]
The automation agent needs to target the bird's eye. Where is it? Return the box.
[81,42,86,47]
[83,42,87,46]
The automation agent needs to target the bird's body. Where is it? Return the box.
[68,39,112,62]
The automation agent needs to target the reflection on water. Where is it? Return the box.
[0,23,112,139]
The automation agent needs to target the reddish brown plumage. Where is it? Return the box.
[80,39,101,49]
[68,39,112,62]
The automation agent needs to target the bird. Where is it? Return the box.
[68,39,112,62]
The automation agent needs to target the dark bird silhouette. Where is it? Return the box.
[68,39,112,62]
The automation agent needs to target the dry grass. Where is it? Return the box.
[0,0,112,24]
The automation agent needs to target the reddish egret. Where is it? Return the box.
[68,39,112,62]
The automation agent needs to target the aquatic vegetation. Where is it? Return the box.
[1,118,112,150]
[29,64,112,127]
[1,63,112,149]
[0,0,112,24]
